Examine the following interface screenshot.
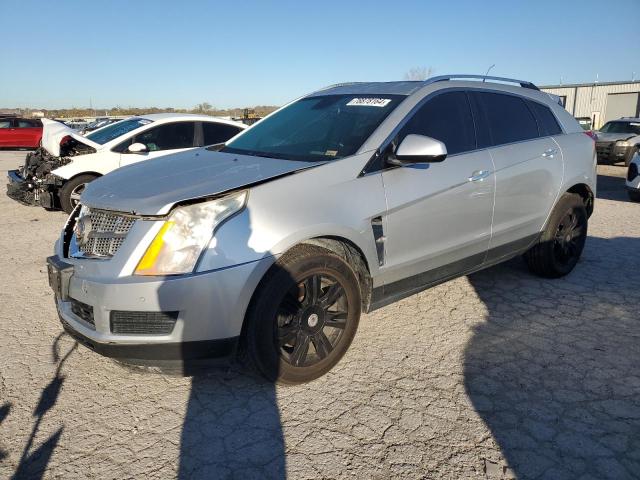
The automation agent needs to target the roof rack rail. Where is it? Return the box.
[425,74,540,91]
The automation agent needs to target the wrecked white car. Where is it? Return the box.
[7,114,246,213]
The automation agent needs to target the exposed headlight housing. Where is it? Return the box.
[615,140,631,148]
[135,191,247,276]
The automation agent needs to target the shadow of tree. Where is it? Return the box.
[11,334,76,480]
[464,236,640,479]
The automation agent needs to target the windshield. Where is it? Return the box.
[598,121,640,135]
[221,94,403,161]
[85,118,153,144]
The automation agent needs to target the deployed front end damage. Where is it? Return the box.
[6,119,98,209]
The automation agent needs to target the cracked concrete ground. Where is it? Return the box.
[0,151,638,479]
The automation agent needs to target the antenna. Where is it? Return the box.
[483,64,496,82]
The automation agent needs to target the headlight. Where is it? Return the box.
[616,140,630,148]
[135,191,247,276]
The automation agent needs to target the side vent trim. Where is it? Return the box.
[371,216,385,266]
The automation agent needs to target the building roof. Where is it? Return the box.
[541,80,640,89]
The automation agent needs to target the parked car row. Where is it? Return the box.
[7,114,246,212]
[9,75,598,383]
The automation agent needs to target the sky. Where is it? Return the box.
[1,0,639,110]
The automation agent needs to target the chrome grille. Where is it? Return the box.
[71,206,137,258]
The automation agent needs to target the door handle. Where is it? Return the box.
[468,170,491,182]
[542,148,558,158]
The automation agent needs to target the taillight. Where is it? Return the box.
[584,130,597,141]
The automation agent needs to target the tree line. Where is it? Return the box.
[9,104,279,119]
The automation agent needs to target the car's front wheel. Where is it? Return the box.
[628,189,640,202]
[524,193,588,278]
[244,245,361,384]
[59,174,98,214]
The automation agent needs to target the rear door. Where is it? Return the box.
[470,91,563,262]
[118,121,197,167]
[380,90,495,289]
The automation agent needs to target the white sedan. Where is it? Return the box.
[7,113,246,213]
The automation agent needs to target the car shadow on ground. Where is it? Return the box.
[464,236,640,479]
[597,171,630,202]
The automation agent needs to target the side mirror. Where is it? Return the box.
[388,134,447,166]
[127,142,148,154]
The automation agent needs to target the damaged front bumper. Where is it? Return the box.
[6,148,67,209]
[6,168,62,209]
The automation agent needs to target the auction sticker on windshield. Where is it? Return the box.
[346,98,392,107]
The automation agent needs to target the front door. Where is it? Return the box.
[379,91,495,293]
[119,121,197,167]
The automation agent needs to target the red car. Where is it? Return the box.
[0,117,43,148]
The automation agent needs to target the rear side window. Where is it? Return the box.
[134,122,196,151]
[18,119,40,128]
[472,92,539,146]
[202,122,243,145]
[0,120,11,128]
[399,91,476,155]
[528,101,562,135]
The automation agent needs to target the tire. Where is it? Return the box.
[243,245,361,384]
[524,193,588,278]
[59,174,98,214]
[628,190,640,202]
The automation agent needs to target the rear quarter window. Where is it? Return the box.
[528,101,563,136]
[203,122,243,145]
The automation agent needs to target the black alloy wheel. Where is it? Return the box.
[244,245,361,384]
[277,273,348,368]
[552,208,586,267]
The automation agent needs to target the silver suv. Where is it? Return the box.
[47,75,597,383]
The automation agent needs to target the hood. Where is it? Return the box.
[41,118,102,157]
[595,132,636,143]
[82,148,323,215]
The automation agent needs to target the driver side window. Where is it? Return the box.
[134,122,196,152]
[116,122,197,153]
[399,91,476,155]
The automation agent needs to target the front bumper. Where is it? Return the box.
[6,169,59,208]
[6,169,35,206]
[51,253,274,364]
[59,312,238,365]
[596,142,635,163]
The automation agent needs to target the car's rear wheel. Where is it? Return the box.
[59,174,98,214]
[524,193,588,278]
[244,245,361,384]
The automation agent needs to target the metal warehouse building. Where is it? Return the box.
[541,80,640,130]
